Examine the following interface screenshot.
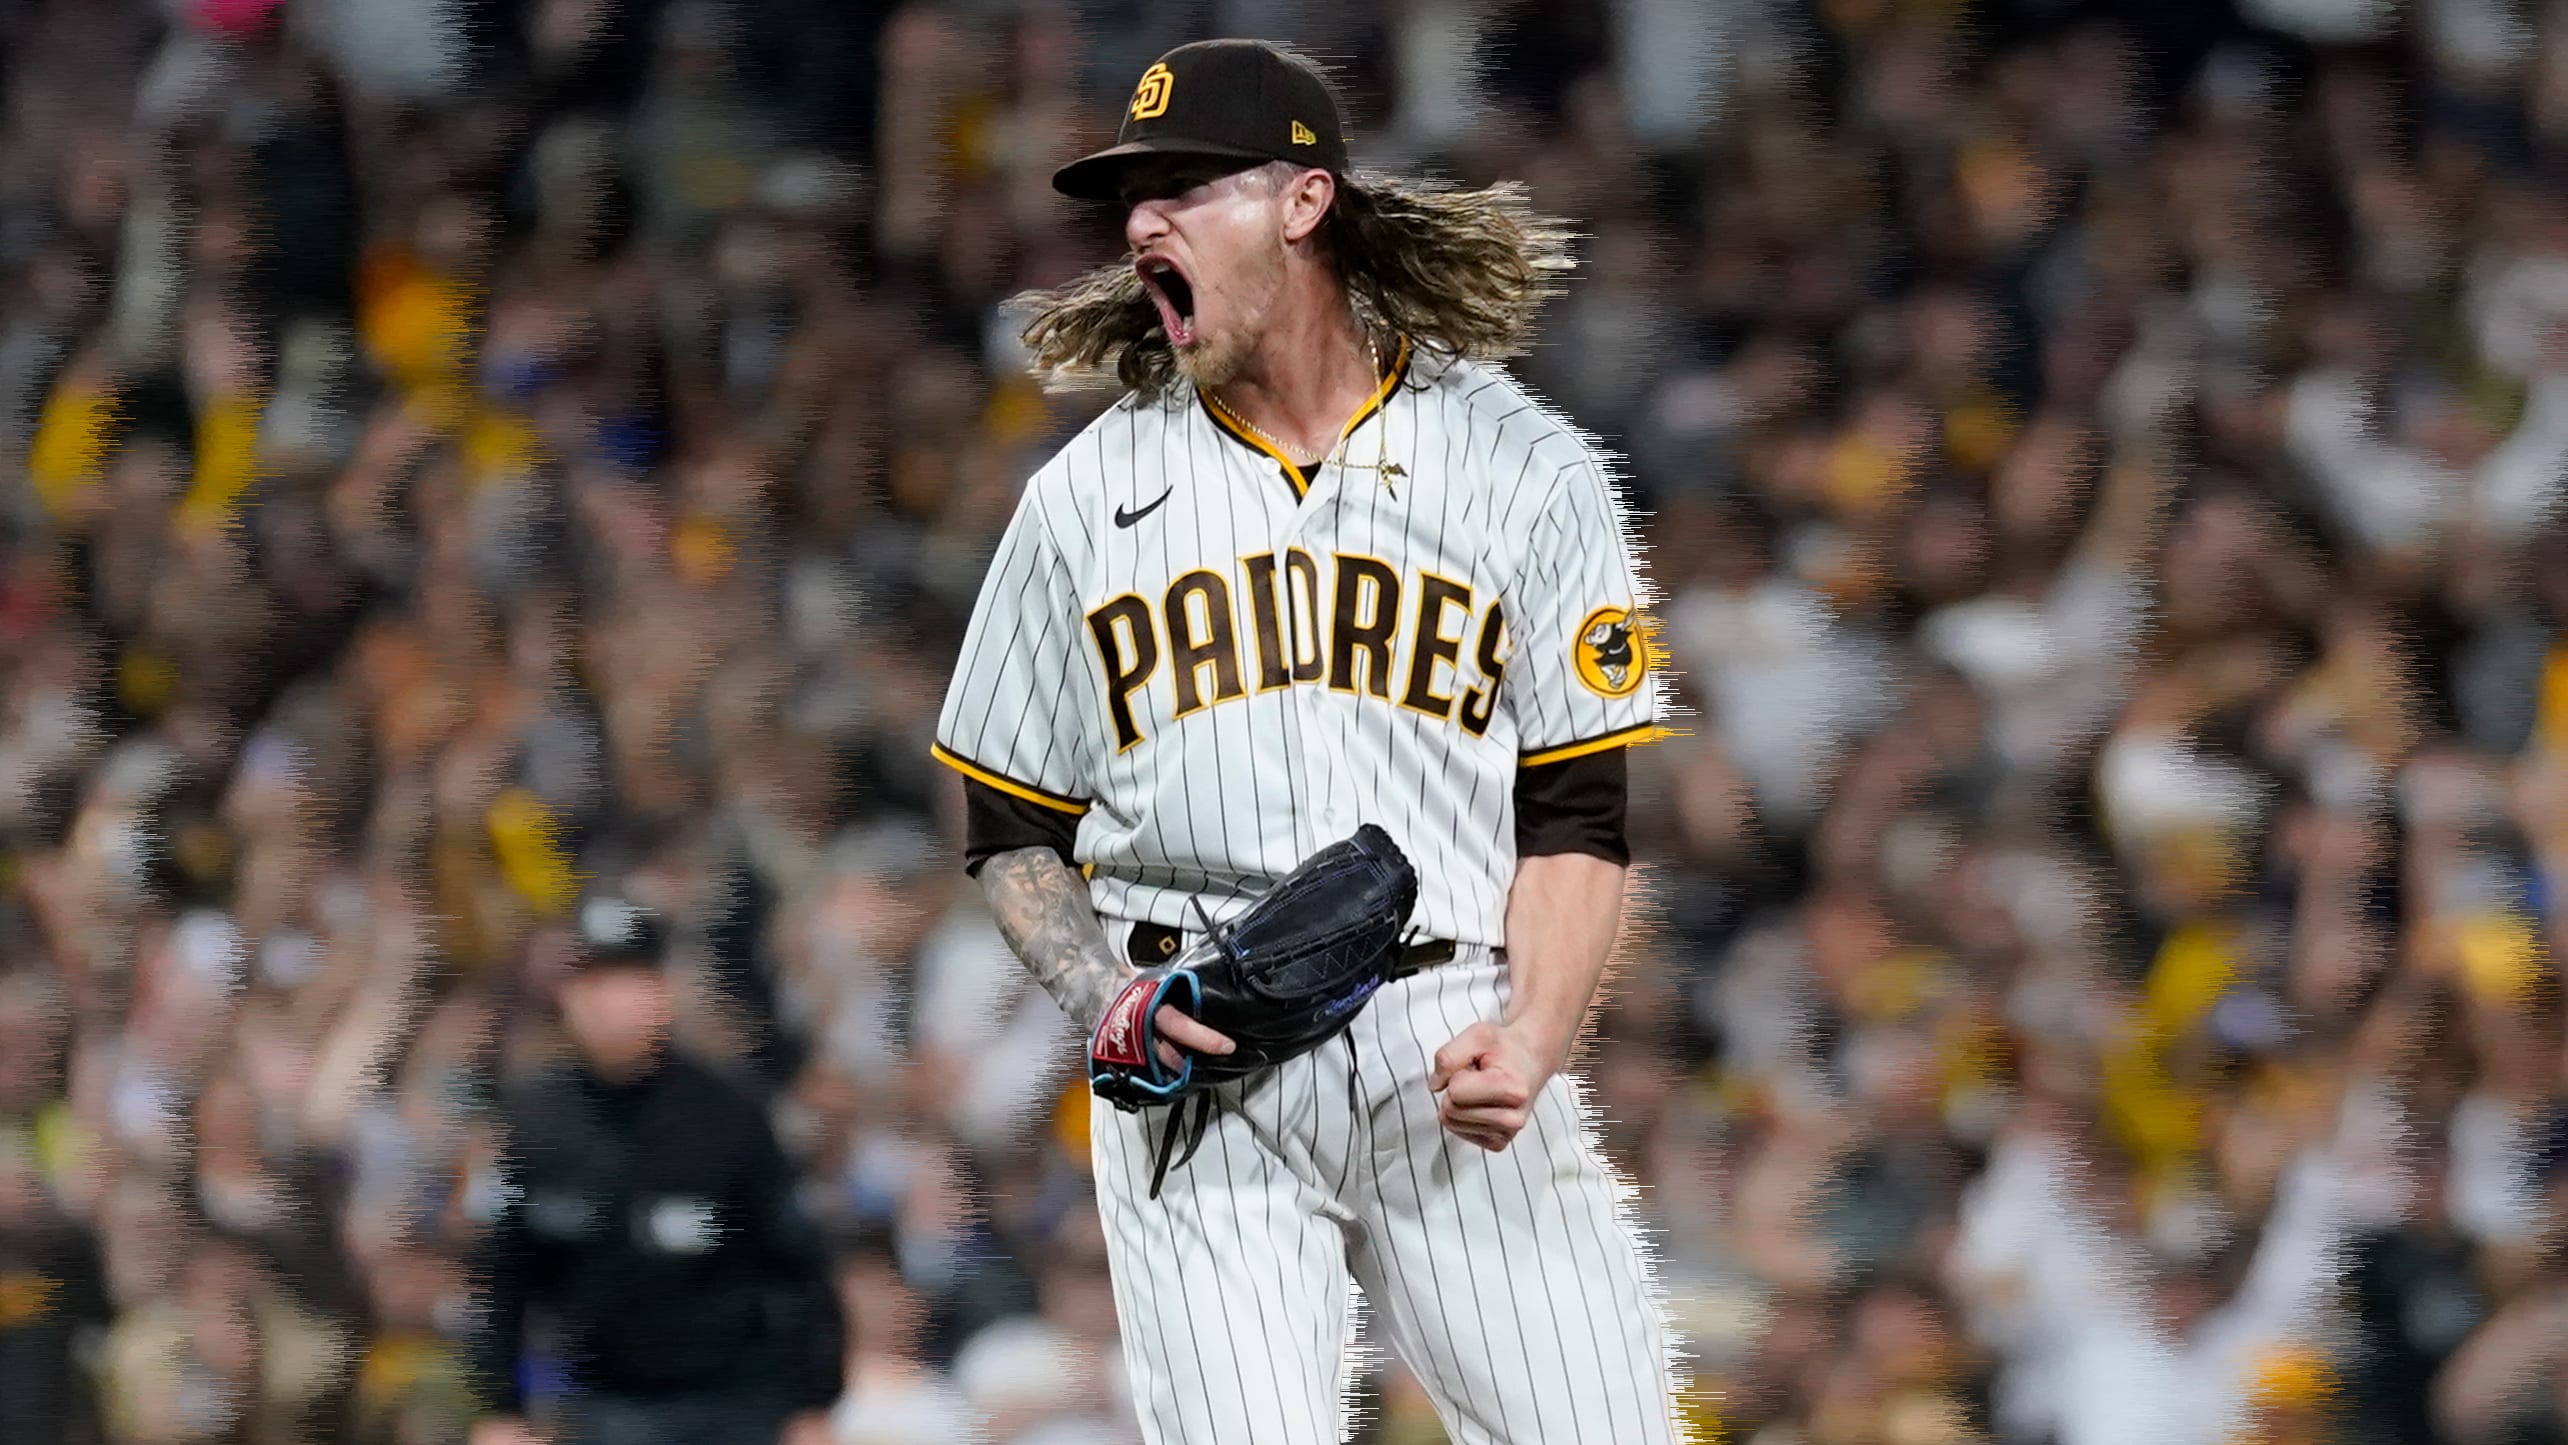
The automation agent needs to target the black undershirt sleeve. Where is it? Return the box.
[962,778,1082,877]
[1514,747,1631,866]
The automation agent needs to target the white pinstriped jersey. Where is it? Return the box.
[933,339,1662,947]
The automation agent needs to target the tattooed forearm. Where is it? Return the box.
[977,846,1131,1034]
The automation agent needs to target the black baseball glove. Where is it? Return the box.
[1088,823,1424,1196]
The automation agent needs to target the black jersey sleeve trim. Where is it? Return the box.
[1515,747,1629,866]
[962,778,1084,877]
[930,744,1091,815]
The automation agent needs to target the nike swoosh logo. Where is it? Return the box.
[1114,489,1173,528]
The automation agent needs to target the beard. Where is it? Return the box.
[1170,233,1289,390]
[1173,330,1251,389]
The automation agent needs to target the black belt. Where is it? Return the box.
[1125,920,1457,973]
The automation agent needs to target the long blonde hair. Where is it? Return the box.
[1014,167,1580,395]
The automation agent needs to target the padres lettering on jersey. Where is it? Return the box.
[933,340,1661,947]
[1081,546,1508,752]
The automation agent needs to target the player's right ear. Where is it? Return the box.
[1279,166,1335,247]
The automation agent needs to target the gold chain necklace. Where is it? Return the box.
[1215,332,1402,491]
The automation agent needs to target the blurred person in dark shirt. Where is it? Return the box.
[189,1066,360,1332]
[2343,1131,2490,1445]
[2432,1110,2568,1445]
[0,1134,109,1445]
[465,894,843,1445]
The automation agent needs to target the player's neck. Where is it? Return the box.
[1209,290,1381,468]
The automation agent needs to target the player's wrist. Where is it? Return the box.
[1500,1009,1578,1080]
[1071,961,1141,1036]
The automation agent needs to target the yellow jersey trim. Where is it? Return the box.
[1199,336,1414,502]
[1202,390,1309,497]
[1520,721,1663,768]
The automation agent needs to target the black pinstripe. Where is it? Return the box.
[1553,1067,1688,1437]
[1096,1051,1201,1442]
[1518,1088,1640,1442]
[951,509,1085,794]
[1466,967,1586,1442]
[1206,1093,1288,1442]
[1354,996,1471,1417]
[1244,1074,1327,1442]
[1150,409,1184,898]
[1353,377,1481,1423]
[1426,971,1552,1441]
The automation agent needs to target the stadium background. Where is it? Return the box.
[2,0,2567,1442]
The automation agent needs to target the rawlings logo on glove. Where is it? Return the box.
[1088,824,1423,1195]
[1095,977,1155,1069]
[1089,967,1203,1094]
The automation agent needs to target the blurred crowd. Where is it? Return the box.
[3,0,2568,1444]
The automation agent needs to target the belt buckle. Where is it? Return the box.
[1128,921,1185,967]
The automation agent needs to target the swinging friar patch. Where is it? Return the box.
[1574,605,1648,698]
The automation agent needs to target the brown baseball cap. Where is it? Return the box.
[1053,39,1350,201]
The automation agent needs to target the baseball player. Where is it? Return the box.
[933,38,1690,1445]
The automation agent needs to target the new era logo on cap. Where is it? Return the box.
[1055,38,1352,201]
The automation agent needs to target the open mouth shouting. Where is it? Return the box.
[1137,255,1199,348]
